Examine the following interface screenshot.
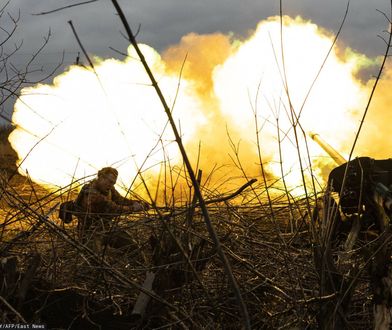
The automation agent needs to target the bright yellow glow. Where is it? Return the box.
[10,16,384,196]
[10,45,205,190]
[213,16,369,190]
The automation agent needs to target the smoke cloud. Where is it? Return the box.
[9,16,387,198]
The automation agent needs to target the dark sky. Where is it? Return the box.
[1,0,390,124]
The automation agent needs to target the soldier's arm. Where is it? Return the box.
[111,188,148,211]
[88,190,132,214]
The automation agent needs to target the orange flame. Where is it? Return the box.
[9,16,387,198]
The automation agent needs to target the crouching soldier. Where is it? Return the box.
[75,167,148,252]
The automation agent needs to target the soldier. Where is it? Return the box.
[75,167,148,251]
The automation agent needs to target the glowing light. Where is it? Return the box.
[10,16,385,196]
[10,45,205,190]
[213,16,370,189]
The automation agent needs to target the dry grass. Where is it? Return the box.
[0,132,374,329]
[2,0,391,325]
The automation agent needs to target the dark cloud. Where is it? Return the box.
[7,0,390,57]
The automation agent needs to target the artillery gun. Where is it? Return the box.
[310,132,392,221]
[309,132,392,329]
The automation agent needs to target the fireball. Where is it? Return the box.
[10,16,385,198]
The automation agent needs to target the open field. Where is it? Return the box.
[2,0,392,327]
[0,126,376,329]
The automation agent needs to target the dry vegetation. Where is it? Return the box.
[0,128,374,329]
[1,1,392,329]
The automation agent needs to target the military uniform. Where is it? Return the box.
[76,178,142,251]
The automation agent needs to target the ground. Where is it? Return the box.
[0,126,375,329]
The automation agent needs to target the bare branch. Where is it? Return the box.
[32,0,99,16]
[68,20,95,70]
[110,0,251,328]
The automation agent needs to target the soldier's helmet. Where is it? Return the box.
[98,167,118,178]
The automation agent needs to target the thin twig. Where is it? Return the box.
[110,1,251,328]
[32,0,98,16]
[0,295,27,323]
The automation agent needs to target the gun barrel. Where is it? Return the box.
[309,132,347,166]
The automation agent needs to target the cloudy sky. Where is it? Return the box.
[3,0,392,189]
[6,1,391,59]
[1,0,390,123]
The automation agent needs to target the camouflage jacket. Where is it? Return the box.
[75,180,139,232]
